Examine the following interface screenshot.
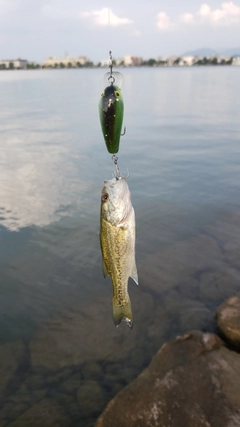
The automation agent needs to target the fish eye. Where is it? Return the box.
[101,193,109,202]
[114,90,120,98]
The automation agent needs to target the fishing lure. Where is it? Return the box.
[99,52,125,154]
[99,83,124,154]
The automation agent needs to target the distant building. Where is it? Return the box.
[167,56,179,66]
[100,59,110,67]
[232,56,240,66]
[42,56,90,67]
[122,55,142,66]
[179,56,195,66]
[0,59,27,69]
[131,56,143,66]
[123,55,133,66]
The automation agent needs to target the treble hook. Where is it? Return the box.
[121,126,126,136]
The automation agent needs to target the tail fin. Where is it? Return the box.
[112,297,133,329]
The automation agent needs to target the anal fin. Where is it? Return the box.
[130,262,138,285]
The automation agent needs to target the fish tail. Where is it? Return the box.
[112,296,133,329]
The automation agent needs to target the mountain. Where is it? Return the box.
[220,48,240,56]
[182,47,240,57]
[182,48,217,57]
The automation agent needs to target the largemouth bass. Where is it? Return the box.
[99,84,124,154]
[100,177,138,329]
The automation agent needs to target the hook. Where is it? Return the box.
[112,154,121,180]
[121,126,126,136]
[111,155,130,180]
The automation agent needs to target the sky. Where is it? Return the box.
[0,0,240,62]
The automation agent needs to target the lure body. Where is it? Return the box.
[99,85,124,154]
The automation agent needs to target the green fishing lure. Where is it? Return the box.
[99,84,124,154]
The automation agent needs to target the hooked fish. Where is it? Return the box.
[99,85,124,154]
[100,176,138,329]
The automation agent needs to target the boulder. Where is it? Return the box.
[216,294,240,347]
[95,331,240,427]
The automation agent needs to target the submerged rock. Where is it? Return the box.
[95,331,240,427]
[0,341,25,397]
[216,294,240,347]
[140,235,224,294]
[77,380,109,419]
[7,398,71,427]
[30,289,154,371]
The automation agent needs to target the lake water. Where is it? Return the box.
[1,66,240,426]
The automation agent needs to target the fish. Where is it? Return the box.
[98,85,124,154]
[100,176,138,329]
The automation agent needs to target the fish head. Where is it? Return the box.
[101,177,132,225]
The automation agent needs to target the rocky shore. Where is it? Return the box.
[0,293,239,427]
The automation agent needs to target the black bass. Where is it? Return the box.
[100,177,138,329]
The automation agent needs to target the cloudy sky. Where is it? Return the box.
[1,0,240,62]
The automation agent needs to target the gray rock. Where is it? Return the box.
[77,380,109,419]
[61,373,82,393]
[0,341,25,397]
[95,331,240,427]
[30,290,154,371]
[199,268,240,303]
[203,212,240,271]
[140,235,224,294]
[216,294,240,346]
[82,361,103,381]
[8,398,72,427]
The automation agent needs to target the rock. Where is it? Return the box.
[203,212,240,270]
[61,373,82,393]
[0,341,25,397]
[77,380,109,419]
[95,331,240,427]
[140,235,224,295]
[216,294,240,346]
[82,361,103,381]
[25,375,46,390]
[199,267,240,303]
[30,290,154,371]
[0,402,29,425]
[8,398,71,427]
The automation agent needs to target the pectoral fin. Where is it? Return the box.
[130,263,138,285]
[102,259,109,278]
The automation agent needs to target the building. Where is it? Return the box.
[131,56,143,66]
[0,59,27,69]
[42,56,89,67]
[167,56,179,66]
[122,55,143,66]
[232,56,240,66]
[179,56,195,66]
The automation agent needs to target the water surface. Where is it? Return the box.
[0,67,240,426]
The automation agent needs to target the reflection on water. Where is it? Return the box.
[0,67,240,426]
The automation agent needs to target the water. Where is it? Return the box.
[0,67,240,426]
